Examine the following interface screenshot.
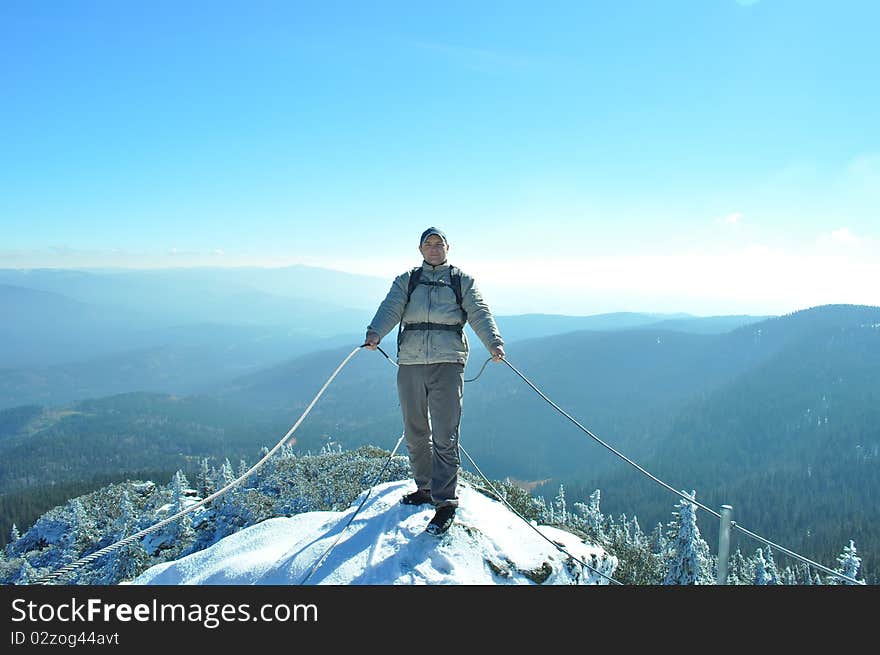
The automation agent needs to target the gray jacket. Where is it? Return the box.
[367,261,504,365]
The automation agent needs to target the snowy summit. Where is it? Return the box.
[129,480,616,585]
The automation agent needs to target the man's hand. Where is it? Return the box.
[364,331,381,350]
[490,344,505,362]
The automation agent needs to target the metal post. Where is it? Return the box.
[716,505,733,585]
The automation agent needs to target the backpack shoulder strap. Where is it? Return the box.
[448,266,463,306]
[398,267,422,350]
[406,266,422,303]
[449,266,467,322]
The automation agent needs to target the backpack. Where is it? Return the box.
[396,265,468,348]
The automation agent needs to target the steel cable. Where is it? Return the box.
[32,345,367,585]
[459,444,621,585]
[500,357,865,585]
[298,432,406,585]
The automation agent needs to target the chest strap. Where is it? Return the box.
[403,322,464,332]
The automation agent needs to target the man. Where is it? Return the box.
[365,227,505,535]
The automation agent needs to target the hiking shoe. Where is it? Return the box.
[401,489,433,506]
[425,505,456,535]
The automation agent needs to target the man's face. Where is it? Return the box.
[419,235,448,265]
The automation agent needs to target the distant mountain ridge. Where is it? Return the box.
[4,304,868,490]
[0,266,391,372]
[1,263,768,407]
[488,311,769,343]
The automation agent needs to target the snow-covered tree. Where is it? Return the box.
[170,470,195,544]
[765,547,780,584]
[572,489,604,539]
[752,548,780,585]
[218,458,235,488]
[829,540,863,585]
[60,498,97,564]
[532,495,549,522]
[663,491,713,585]
[5,524,22,557]
[608,513,628,545]
[554,484,567,525]
[0,445,415,586]
[603,512,663,585]
[727,548,751,585]
[237,458,250,478]
[801,564,813,585]
[628,516,644,547]
[96,489,150,583]
[12,558,37,585]
[196,457,215,500]
[650,522,666,556]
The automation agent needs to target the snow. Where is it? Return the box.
[129,479,615,585]
[141,496,203,554]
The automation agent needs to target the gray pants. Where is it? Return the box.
[397,362,464,508]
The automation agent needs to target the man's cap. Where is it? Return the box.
[420,227,448,246]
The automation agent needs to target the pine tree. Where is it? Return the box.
[587,490,602,530]
[650,522,666,556]
[764,546,780,584]
[663,490,713,585]
[829,540,863,585]
[12,558,36,585]
[150,470,195,557]
[728,548,751,585]
[6,524,21,557]
[629,516,644,547]
[532,495,549,522]
[196,457,215,500]
[752,548,780,585]
[100,490,149,584]
[572,489,604,539]
[752,549,768,584]
[602,510,663,585]
[801,564,813,585]
[554,484,567,525]
[610,513,629,545]
[61,498,95,563]
[218,458,235,487]
[168,470,195,549]
[215,458,236,501]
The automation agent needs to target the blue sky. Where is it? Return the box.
[2,1,878,315]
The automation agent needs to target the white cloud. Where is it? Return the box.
[467,243,880,315]
[829,228,859,245]
[718,212,743,226]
